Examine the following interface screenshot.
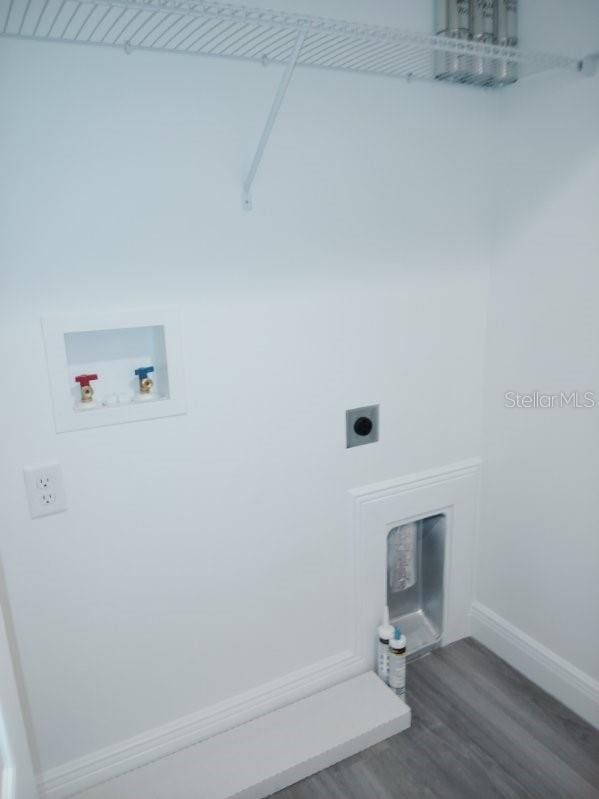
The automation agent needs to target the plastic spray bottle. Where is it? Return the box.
[376,607,395,684]
[389,627,407,700]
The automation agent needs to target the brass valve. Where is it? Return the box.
[81,385,94,402]
[135,367,155,396]
[75,374,98,404]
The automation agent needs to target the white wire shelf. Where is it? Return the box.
[4,0,593,209]
[1,0,582,87]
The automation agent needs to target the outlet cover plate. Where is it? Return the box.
[346,405,379,448]
[23,464,67,518]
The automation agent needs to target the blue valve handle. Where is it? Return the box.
[134,366,155,380]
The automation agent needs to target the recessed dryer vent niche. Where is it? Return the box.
[387,515,446,661]
[43,309,186,432]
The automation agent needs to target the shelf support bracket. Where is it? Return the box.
[242,31,306,211]
[579,52,599,77]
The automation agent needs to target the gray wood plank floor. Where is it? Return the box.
[270,638,599,799]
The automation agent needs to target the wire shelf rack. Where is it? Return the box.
[1,0,581,87]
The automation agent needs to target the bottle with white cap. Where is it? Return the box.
[389,627,407,700]
[376,607,395,684]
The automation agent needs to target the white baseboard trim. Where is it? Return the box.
[41,650,366,799]
[68,673,410,799]
[470,601,599,729]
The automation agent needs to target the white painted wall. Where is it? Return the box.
[0,2,491,775]
[478,0,599,686]
[0,582,38,799]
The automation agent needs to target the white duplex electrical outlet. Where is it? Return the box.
[23,464,67,519]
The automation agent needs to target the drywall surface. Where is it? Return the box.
[0,578,38,799]
[0,2,491,775]
[479,0,599,686]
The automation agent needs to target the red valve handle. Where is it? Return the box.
[74,374,98,388]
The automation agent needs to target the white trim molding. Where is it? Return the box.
[41,650,366,799]
[350,458,482,504]
[350,458,482,669]
[57,674,410,799]
[471,602,599,729]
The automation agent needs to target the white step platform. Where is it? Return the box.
[77,672,411,799]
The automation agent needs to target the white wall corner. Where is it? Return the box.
[40,650,366,799]
[470,602,599,729]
